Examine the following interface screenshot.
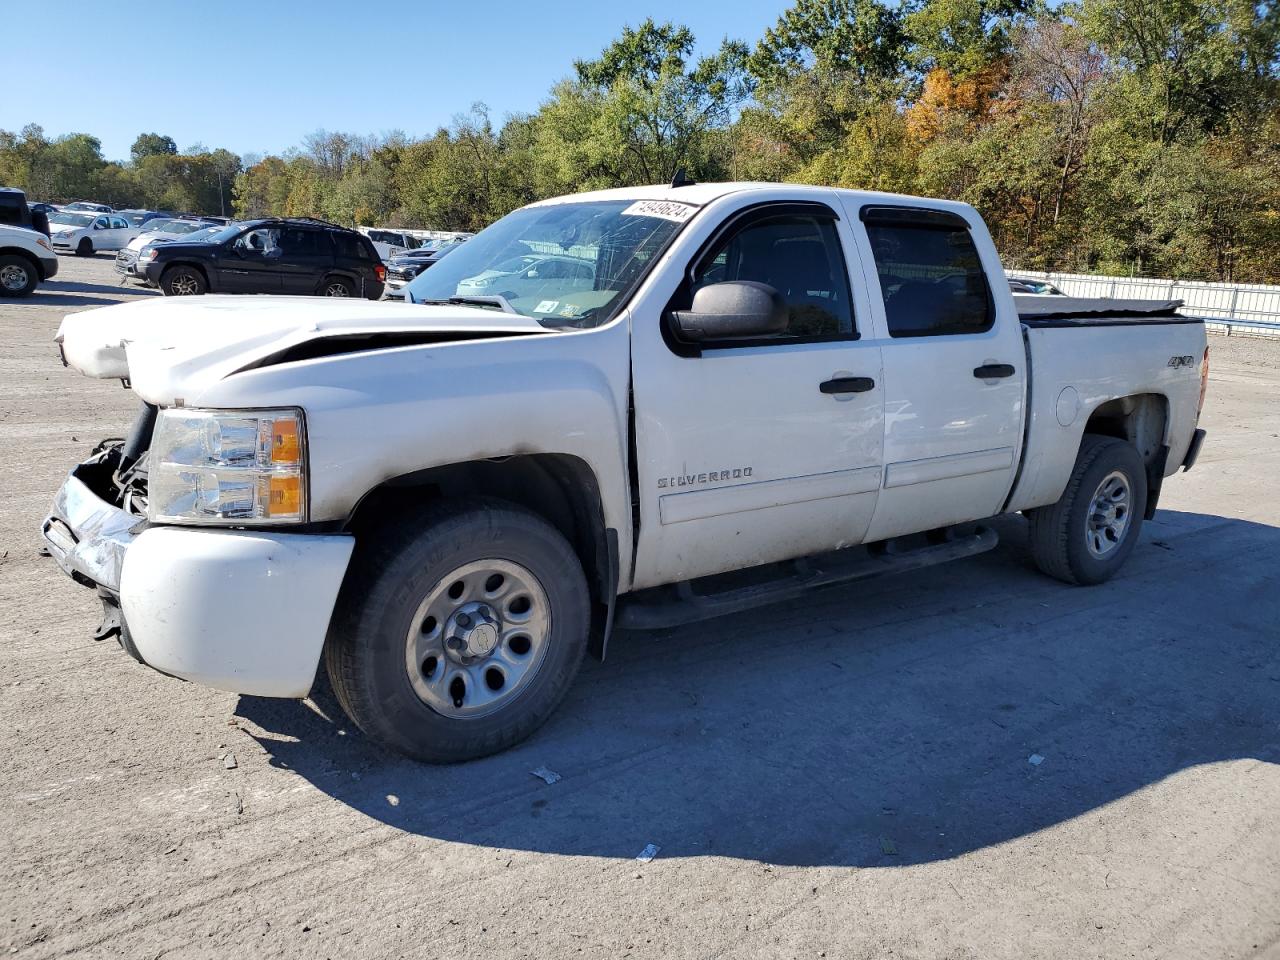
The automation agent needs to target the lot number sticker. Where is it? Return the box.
[621,200,698,222]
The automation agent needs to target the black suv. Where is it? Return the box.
[143,218,386,299]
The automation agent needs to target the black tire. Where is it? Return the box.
[0,254,39,298]
[325,499,591,762]
[319,276,354,297]
[75,237,93,257]
[160,265,207,296]
[1026,434,1147,585]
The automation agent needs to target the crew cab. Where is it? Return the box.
[42,183,1210,762]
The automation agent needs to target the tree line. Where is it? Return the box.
[2,0,1276,282]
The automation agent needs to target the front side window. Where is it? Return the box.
[403,200,688,328]
[690,213,855,339]
[864,217,993,337]
[233,227,280,255]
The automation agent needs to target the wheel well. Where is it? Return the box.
[345,455,617,657]
[0,247,42,278]
[1083,393,1169,518]
[161,260,210,286]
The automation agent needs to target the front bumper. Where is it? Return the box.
[42,454,355,698]
[40,255,58,280]
[114,249,145,279]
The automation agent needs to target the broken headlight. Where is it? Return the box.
[147,408,308,524]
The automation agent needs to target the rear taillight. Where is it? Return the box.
[1197,345,1209,420]
[375,264,387,282]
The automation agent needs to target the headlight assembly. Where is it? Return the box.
[147,408,308,524]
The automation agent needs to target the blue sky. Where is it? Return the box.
[4,0,788,162]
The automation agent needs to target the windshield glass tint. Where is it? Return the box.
[51,213,94,226]
[403,201,690,328]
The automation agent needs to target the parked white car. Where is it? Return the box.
[0,224,59,297]
[48,211,140,256]
[454,253,595,302]
[45,182,1210,763]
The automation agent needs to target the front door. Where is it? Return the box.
[844,201,1026,541]
[216,227,283,293]
[631,199,885,589]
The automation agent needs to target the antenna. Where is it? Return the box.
[670,168,695,188]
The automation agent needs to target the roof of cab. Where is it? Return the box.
[528,181,979,218]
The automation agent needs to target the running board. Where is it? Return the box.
[616,526,999,630]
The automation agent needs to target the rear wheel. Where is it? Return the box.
[161,265,206,296]
[1027,434,1147,585]
[75,237,93,257]
[0,255,38,297]
[320,276,353,297]
[325,499,590,762]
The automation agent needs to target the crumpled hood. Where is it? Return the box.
[55,295,553,405]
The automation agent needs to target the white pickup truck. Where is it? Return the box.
[43,182,1209,762]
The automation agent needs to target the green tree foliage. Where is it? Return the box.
[130,133,177,164]
[4,2,1277,281]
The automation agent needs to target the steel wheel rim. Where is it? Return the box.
[405,558,552,719]
[324,282,349,297]
[0,263,28,291]
[171,274,199,295]
[1085,470,1131,558]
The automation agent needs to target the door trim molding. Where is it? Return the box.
[659,466,881,525]
[883,446,1015,489]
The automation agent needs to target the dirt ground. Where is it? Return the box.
[2,254,1278,960]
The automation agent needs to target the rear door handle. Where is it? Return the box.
[973,364,1015,379]
[820,376,876,394]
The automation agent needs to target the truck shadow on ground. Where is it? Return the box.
[237,509,1280,868]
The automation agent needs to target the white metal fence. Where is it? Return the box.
[1009,269,1280,339]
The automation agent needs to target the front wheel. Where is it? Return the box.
[0,255,38,297]
[325,499,590,762]
[1027,434,1148,585]
[75,237,93,257]
[161,265,206,296]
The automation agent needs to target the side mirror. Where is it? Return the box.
[671,280,788,342]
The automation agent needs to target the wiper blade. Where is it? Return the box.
[431,294,519,315]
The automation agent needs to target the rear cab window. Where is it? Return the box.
[861,206,993,337]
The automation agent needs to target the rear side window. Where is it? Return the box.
[277,228,327,256]
[864,216,992,337]
[331,231,373,261]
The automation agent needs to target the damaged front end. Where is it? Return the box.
[41,404,155,658]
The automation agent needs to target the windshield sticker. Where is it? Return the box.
[621,200,697,222]
[534,300,560,314]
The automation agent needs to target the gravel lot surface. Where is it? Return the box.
[3,254,1278,959]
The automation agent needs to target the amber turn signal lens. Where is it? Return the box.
[266,475,302,517]
[271,418,301,464]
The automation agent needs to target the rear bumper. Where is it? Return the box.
[1182,428,1207,471]
[42,453,354,698]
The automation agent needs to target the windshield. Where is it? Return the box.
[403,200,691,328]
[51,212,94,227]
[205,223,247,245]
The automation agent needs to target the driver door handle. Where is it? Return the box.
[820,376,876,395]
[973,363,1016,379]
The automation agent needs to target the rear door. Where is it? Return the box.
[843,201,1026,541]
[631,197,885,588]
[275,226,334,294]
